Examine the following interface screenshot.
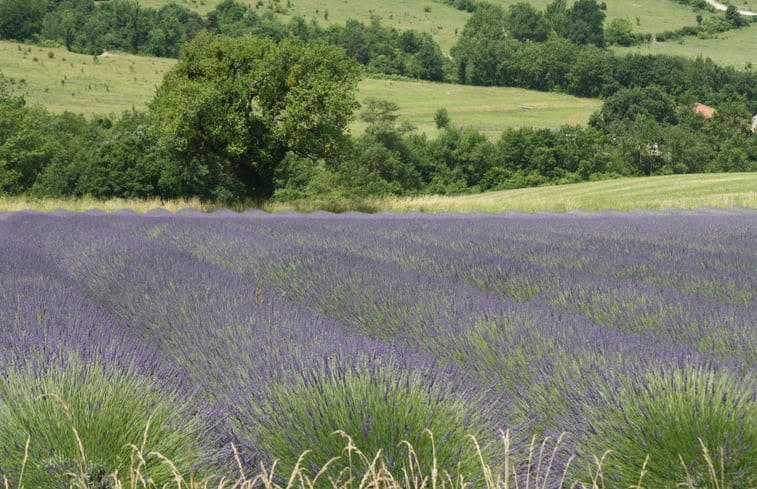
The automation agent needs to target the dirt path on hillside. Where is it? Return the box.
[704,0,757,15]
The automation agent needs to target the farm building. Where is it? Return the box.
[693,102,716,118]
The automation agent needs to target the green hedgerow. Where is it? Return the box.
[0,354,213,488]
[580,365,756,489]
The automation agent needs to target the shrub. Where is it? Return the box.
[580,366,757,488]
[0,355,214,488]
[234,355,501,485]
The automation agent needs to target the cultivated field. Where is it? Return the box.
[0,209,754,488]
[262,173,757,213]
[377,173,757,213]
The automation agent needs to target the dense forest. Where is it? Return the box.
[0,0,755,204]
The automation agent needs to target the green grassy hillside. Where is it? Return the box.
[614,23,757,69]
[357,79,602,138]
[0,41,174,116]
[488,0,716,34]
[95,0,738,69]
[138,0,469,51]
[0,40,601,134]
[134,0,717,52]
[376,173,757,213]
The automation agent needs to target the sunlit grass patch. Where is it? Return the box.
[0,41,176,116]
[375,174,757,213]
[355,79,601,139]
[613,23,757,70]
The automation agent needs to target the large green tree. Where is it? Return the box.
[508,2,549,42]
[149,33,361,201]
[590,85,679,131]
[565,0,606,47]
[451,3,509,86]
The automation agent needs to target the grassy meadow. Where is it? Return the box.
[356,79,602,138]
[488,0,718,34]
[376,173,757,213]
[0,41,174,116]
[3,173,755,214]
[136,0,470,52]
[132,0,717,52]
[0,40,601,135]
[614,23,757,69]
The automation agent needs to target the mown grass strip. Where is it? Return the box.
[377,173,757,213]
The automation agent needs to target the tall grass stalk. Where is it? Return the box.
[38,393,87,477]
[1,410,751,489]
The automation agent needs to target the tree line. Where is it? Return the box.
[1,0,754,84]
[452,2,756,103]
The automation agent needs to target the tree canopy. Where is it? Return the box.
[0,0,46,40]
[149,33,361,201]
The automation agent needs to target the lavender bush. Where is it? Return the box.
[580,365,757,488]
[0,209,754,488]
[0,357,214,489]
[245,353,502,482]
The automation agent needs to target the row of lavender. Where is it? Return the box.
[0,209,754,488]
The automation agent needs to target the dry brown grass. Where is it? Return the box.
[0,196,212,214]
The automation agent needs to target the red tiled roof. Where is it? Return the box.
[693,102,716,118]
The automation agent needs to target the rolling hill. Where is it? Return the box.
[135,0,719,52]
[0,41,174,116]
[0,40,601,135]
[614,23,757,69]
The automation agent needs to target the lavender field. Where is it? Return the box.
[0,209,755,489]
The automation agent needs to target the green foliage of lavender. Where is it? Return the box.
[243,356,496,482]
[581,366,757,488]
[0,356,212,488]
